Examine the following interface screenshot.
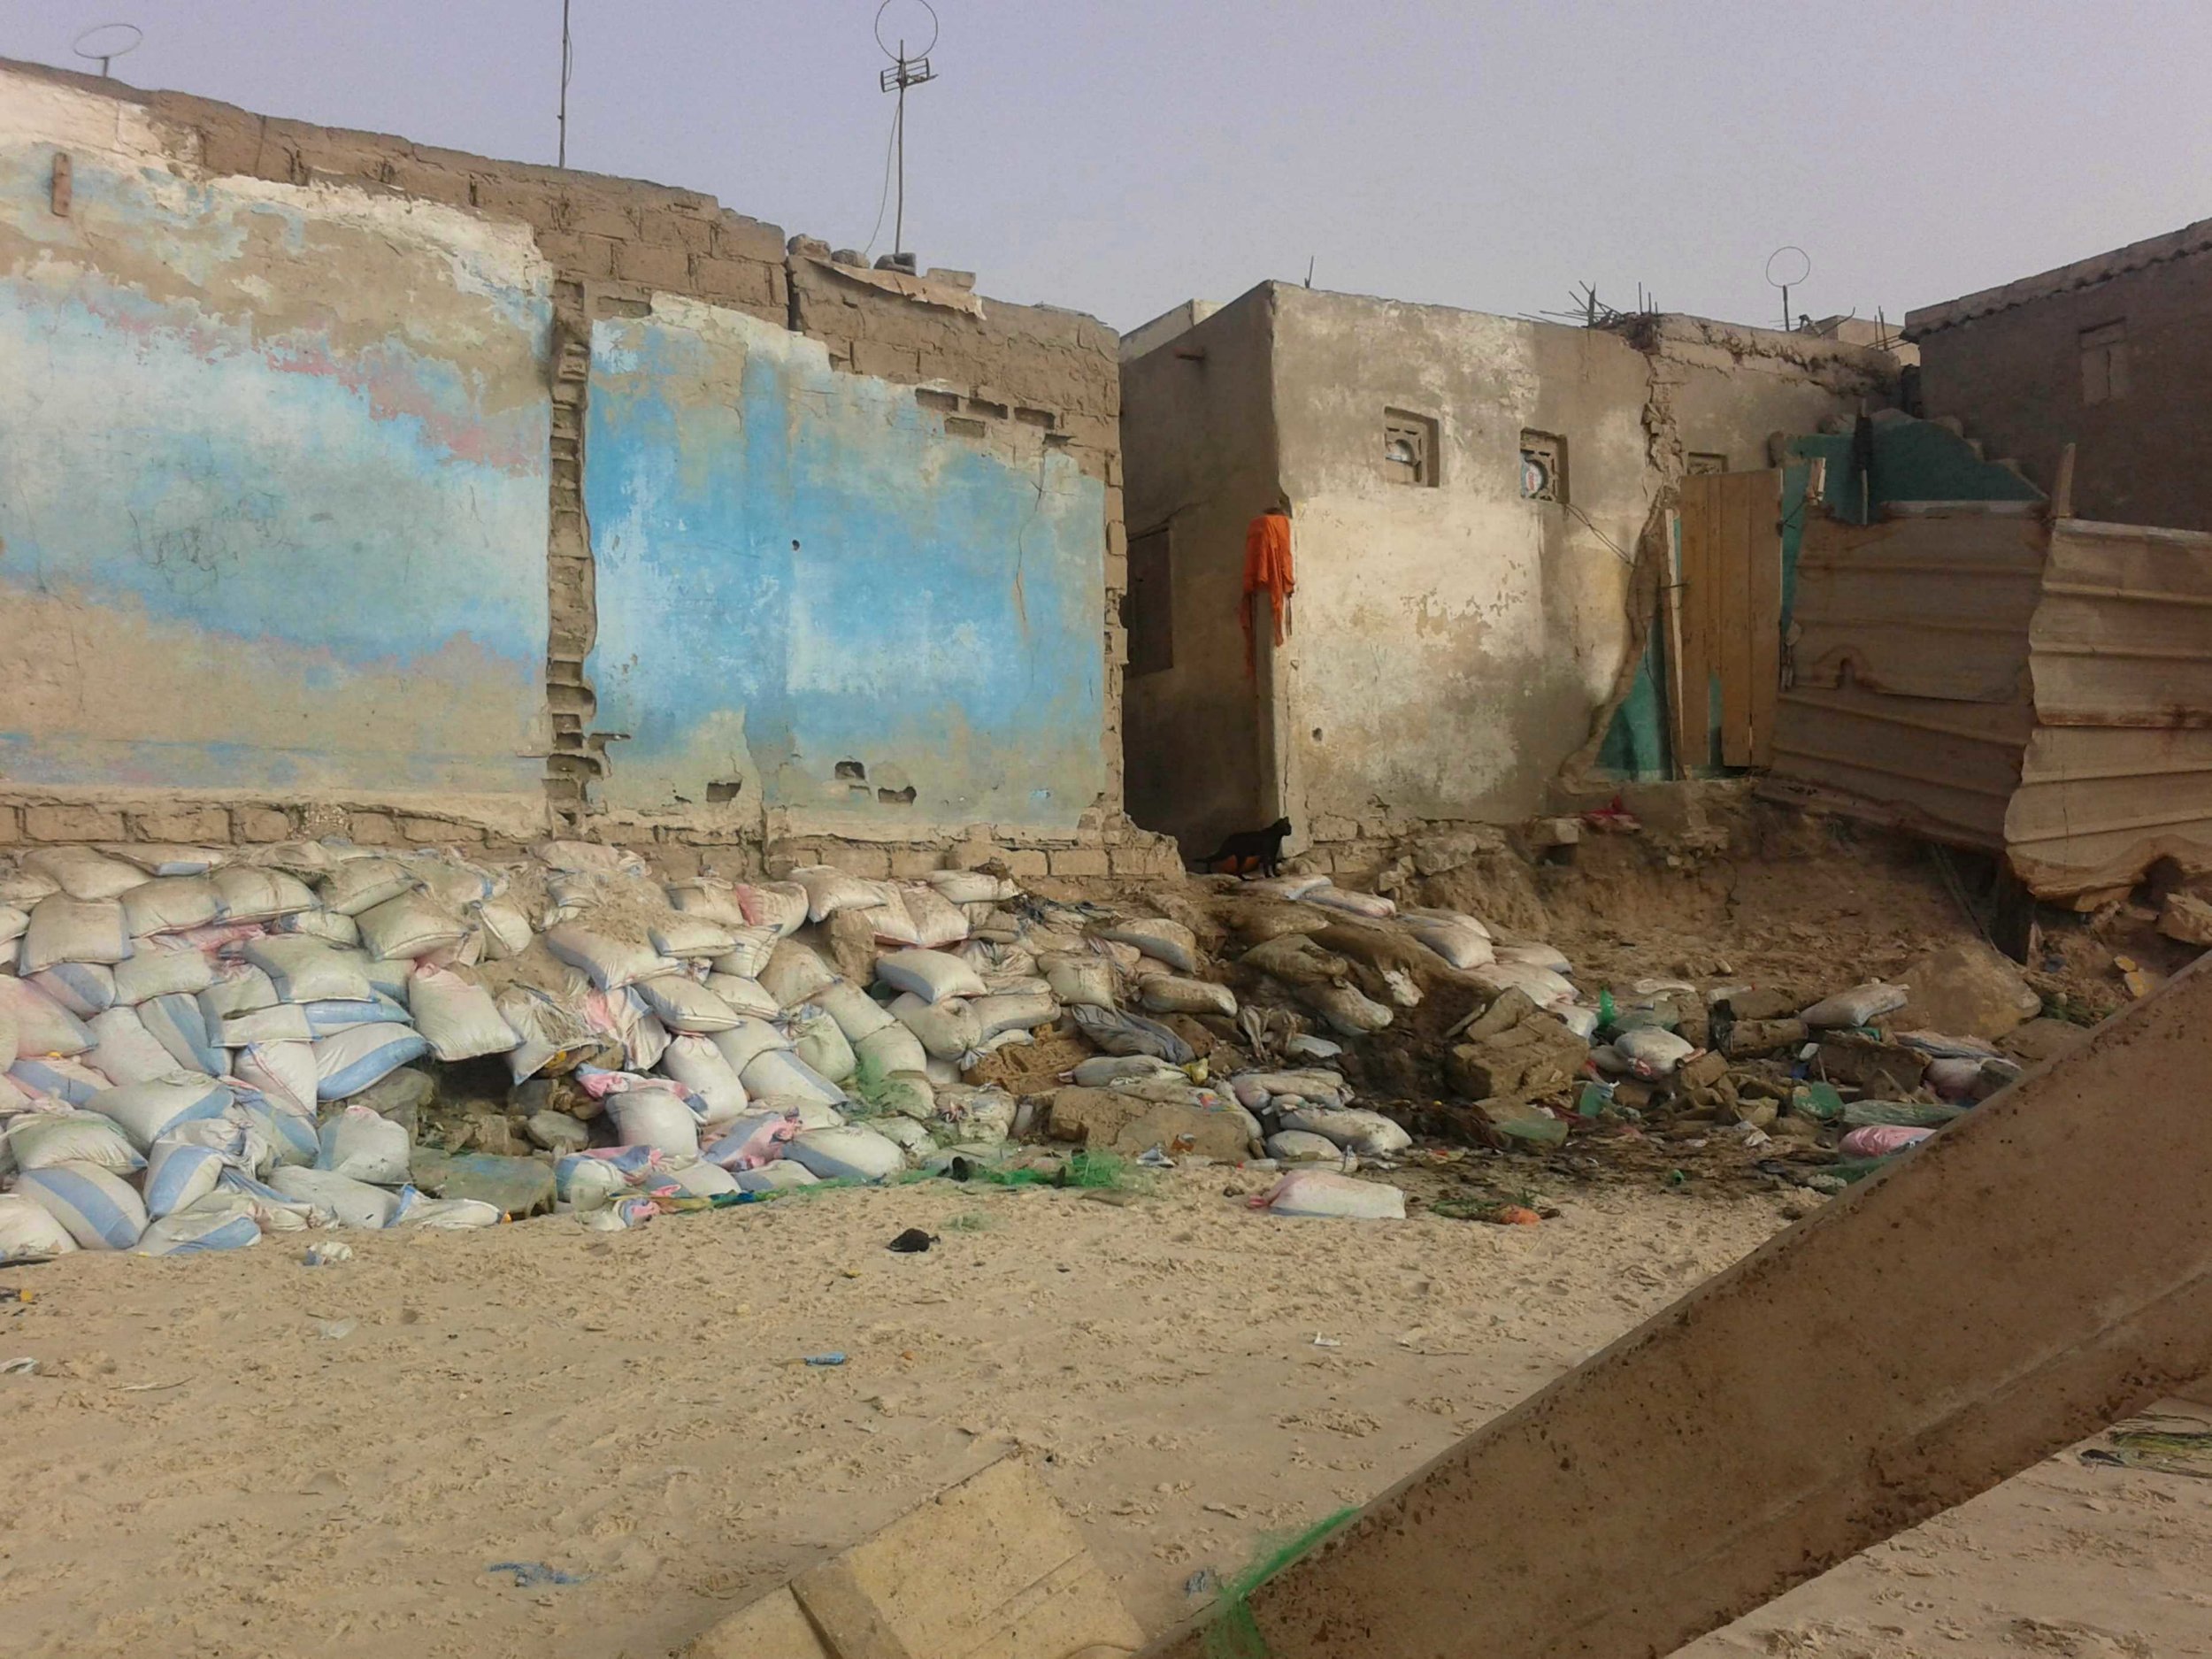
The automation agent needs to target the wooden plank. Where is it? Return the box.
[1677,477,1713,772]
[1718,472,1755,766]
[1747,469,1784,765]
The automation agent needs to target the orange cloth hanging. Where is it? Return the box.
[1242,509,1294,678]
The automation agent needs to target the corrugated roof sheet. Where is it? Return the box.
[1905,217,2212,337]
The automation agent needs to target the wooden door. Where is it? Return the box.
[1671,470,1783,772]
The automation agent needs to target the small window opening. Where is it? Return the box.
[1520,429,1567,503]
[2080,320,2129,405]
[1686,451,1729,476]
[1382,409,1438,487]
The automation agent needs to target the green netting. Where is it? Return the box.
[1201,1507,1360,1659]
[972,1149,1148,1192]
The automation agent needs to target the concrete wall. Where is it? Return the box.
[1119,289,1283,854]
[1909,221,2212,532]
[584,296,1107,837]
[0,69,552,817]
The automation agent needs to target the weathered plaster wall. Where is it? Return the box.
[1118,288,1283,855]
[584,296,1108,837]
[1269,288,1655,835]
[0,68,551,808]
[1910,232,2212,532]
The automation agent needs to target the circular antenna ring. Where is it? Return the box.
[874,0,939,60]
[71,22,143,68]
[1765,245,1811,289]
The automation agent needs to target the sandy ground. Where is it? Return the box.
[4,1171,2208,1659]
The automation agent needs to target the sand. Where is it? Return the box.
[3,1173,2207,1659]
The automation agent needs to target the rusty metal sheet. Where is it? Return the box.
[2030,518,2212,726]
[1767,683,2028,849]
[1791,511,2046,703]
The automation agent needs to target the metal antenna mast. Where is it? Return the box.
[1766,246,1811,333]
[875,1,940,259]
[557,0,574,167]
[72,22,142,79]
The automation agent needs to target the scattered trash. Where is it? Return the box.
[1,1356,38,1375]
[1185,1568,1217,1597]
[487,1561,588,1588]
[311,1317,357,1341]
[803,1351,849,1367]
[886,1227,938,1254]
[2080,1418,2212,1479]
[1310,1333,1340,1348]
[302,1241,353,1267]
[0,1287,35,1304]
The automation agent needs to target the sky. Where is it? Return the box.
[5,1,2208,334]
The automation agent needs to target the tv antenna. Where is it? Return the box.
[557,0,574,167]
[875,0,940,260]
[72,21,142,78]
[1766,246,1811,333]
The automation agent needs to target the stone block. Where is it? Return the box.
[234,806,295,842]
[0,805,18,843]
[1815,1034,1927,1095]
[888,847,944,879]
[349,810,401,846]
[23,803,126,841]
[1047,1087,1253,1163]
[1677,1049,1730,1091]
[2161,893,2212,947]
[812,842,893,879]
[1720,987,1800,1022]
[1002,849,1049,878]
[852,338,923,380]
[688,255,773,307]
[613,238,691,290]
[1048,848,1110,879]
[129,805,231,843]
[1895,941,2040,1040]
[1724,1017,1807,1059]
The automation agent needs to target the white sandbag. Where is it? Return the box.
[409,965,518,1061]
[534,839,648,877]
[233,1040,319,1116]
[404,855,500,910]
[0,906,26,949]
[267,1165,400,1229]
[0,1004,12,1073]
[541,920,675,992]
[710,926,780,980]
[759,940,838,1008]
[702,972,780,1019]
[143,1134,227,1217]
[1494,941,1572,974]
[1069,1054,1184,1088]
[1403,914,1495,970]
[497,987,595,1083]
[234,1096,319,1170]
[734,881,810,937]
[211,1171,327,1230]
[10,1055,110,1107]
[316,856,419,916]
[312,1024,432,1101]
[1800,981,1910,1029]
[245,936,373,1003]
[92,1073,233,1149]
[1256,1170,1406,1219]
[88,1005,184,1086]
[275,909,362,948]
[111,938,214,1005]
[1305,887,1397,920]
[739,1048,847,1108]
[1299,981,1395,1037]
[1279,1104,1411,1157]
[0,976,93,1057]
[663,1158,741,1198]
[876,949,987,1004]
[810,979,896,1042]
[970,991,1058,1040]
[1139,976,1237,1017]
[733,1159,818,1193]
[786,1125,905,1183]
[1266,1130,1348,1164]
[19,895,129,972]
[221,1003,317,1045]
[1614,1027,1696,1074]
[634,973,743,1034]
[609,1086,701,1158]
[871,1114,933,1161]
[0,1191,77,1263]
[665,879,751,928]
[889,993,984,1063]
[472,898,535,960]
[899,885,970,949]
[853,1021,929,1083]
[134,1202,264,1256]
[18,1161,148,1248]
[317,1102,411,1184]
[784,1005,856,1084]
[103,843,230,878]
[7,1108,143,1173]
[709,1014,791,1074]
[356,891,468,961]
[391,1192,504,1229]
[790,864,900,923]
[199,962,277,1021]
[1245,873,1333,900]
[852,899,922,948]
[658,1034,749,1125]
[120,875,222,938]
[349,953,412,1005]
[27,962,116,1018]
[649,914,737,959]
[22,846,145,901]
[1041,953,1118,1010]
[142,993,224,1075]
[211,865,317,922]
[924,870,1013,905]
[1470,960,1579,1010]
[1093,918,1198,974]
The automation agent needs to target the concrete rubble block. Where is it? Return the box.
[1046,1086,1252,1163]
[348,811,401,846]
[23,803,127,842]
[1525,818,1582,853]
[1720,987,1800,1022]
[2160,893,2212,947]
[1895,941,2042,1040]
[1723,1017,1808,1058]
[1412,826,1509,875]
[526,1111,592,1154]
[1448,1008,1588,1102]
[409,1147,556,1217]
[233,806,296,842]
[1676,1049,1730,1091]
[1816,1033,1928,1095]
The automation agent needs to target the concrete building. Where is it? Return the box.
[0,58,1173,875]
[1118,283,1901,862]
[1908,218,2212,532]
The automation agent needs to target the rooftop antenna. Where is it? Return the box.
[557,0,574,167]
[1765,245,1810,333]
[71,21,142,78]
[1303,255,1315,288]
[875,0,939,260]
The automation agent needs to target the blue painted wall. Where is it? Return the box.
[584,300,1108,832]
[0,129,551,799]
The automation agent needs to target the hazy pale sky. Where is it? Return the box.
[6,1,2208,333]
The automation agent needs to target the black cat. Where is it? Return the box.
[1195,817,1294,879]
